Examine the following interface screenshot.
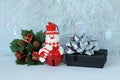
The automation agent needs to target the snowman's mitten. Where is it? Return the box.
[39,52,47,62]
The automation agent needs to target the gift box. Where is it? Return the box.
[65,34,108,68]
[65,49,107,68]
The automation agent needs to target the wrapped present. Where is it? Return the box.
[15,51,26,59]
[65,34,108,68]
[32,51,39,61]
[24,34,33,43]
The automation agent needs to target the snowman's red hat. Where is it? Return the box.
[44,22,59,34]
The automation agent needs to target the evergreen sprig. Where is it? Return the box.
[10,30,45,65]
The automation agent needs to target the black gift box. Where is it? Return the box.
[65,49,108,68]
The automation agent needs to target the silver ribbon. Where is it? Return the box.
[66,34,99,56]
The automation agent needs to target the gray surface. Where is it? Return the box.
[0,52,120,80]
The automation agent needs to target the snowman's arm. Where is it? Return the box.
[38,44,53,62]
[58,46,64,55]
[39,44,53,54]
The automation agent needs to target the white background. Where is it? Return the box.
[0,0,120,80]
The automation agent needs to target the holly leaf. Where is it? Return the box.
[10,39,26,53]
[26,56,35,65]
[18,46,25,53]
[16,58,26,65]
[35,30,45,44]
[10,39,20,52]
[26,43,35,53]
[21,30,34,38]
[27,52,32,57]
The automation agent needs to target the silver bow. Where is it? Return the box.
[66,34,99,56]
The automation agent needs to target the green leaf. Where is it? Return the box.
[26,56,35,65]
[10,39,26,53]
[16,58,26,65]
[10,39,25,53]
[21,30,34,38]
[10,39,20,52]
[27,52,32,57]
[26,43,35,53]
[35,30,45,44]
[18,46,25,53]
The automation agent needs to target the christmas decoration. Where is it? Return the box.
[65,34,108,68]
[66,33,99,55]
[23,34,33,43]
[10,30,45,65]
[38,22,64,66]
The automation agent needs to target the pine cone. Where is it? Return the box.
[33,41,40,48]
[18,40,26,46]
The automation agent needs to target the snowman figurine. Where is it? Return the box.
[38,22,64,66]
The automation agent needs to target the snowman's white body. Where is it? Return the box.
[38,31,64,62]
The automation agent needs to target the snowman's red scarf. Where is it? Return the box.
[44,42,60,48]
